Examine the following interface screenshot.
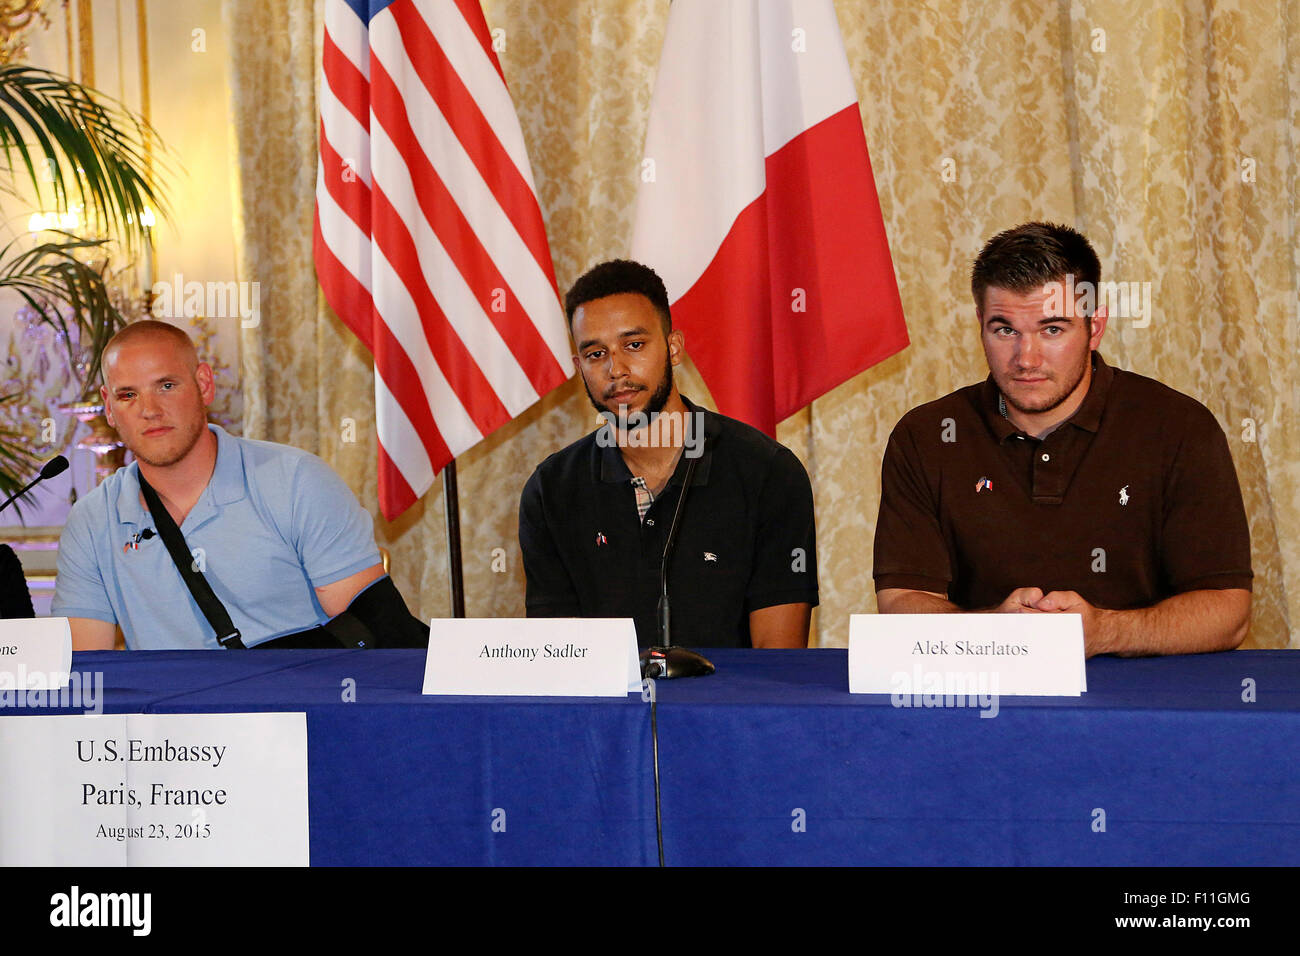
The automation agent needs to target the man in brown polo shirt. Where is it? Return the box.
[873,222,1252,656]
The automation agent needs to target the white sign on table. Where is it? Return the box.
[422,618,641,697]
[0,712,309,866]
[848,613,1087,697]
[0,617,72,691]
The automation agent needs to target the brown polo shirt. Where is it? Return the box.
[872,353,1252,609]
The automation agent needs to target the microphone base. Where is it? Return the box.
[640,645,715,680]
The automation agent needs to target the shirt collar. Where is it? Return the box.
[980,351,1113,442]
[206,424,247,506]
[597,395,716,486]
[113,423,245,527]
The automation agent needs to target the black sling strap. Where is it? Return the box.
[138,474,246,650]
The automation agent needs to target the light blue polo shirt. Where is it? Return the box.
[52,424,383,649]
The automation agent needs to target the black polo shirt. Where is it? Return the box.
[519,398,819,647]
[873,353,1253,609]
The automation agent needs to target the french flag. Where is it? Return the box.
[630,0,909,435]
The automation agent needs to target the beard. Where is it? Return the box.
[583,354,674,431]
[128,415,208,468]
[998,353,1090,417]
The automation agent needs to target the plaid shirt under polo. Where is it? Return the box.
[872,353,1253,609]
[519,398,819,648]
[631,476,654,522]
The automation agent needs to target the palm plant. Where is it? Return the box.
[0,392,37,498]
[0,64,167,507]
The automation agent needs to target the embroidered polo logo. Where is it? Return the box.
[703,552,717,562]
[595,532,608,547]
[1118,485,1130,506]
[975,477,993,493]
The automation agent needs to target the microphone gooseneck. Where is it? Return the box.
[0,455,70,515]
[641,425,714,681]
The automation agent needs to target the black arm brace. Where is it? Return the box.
[255,576,428,650]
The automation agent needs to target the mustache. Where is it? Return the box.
[603,384,646,399]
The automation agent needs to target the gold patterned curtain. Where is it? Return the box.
[225,0,1298,648]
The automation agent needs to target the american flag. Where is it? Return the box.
[314,0,571,519]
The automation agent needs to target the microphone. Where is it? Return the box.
[0,455,70,515]
[641,436,714,680]
[39,456,69,480]
[124,528,155,551]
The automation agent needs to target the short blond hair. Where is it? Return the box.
[102,321,198,382]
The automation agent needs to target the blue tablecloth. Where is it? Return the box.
[6,647,1297,865]
[654,649,1300,865]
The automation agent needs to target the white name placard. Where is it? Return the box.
[422,618,641,697]
[0,617,72,691]
[848,614,1087,697]
[0,712,309,866]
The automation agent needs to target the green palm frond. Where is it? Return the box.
[0,64,168,253]
[0,66,171,501]
[0,232,126,392]
[0,238,126,512]
[0,392,42,516]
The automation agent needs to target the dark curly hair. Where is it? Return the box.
[564,259,672,335]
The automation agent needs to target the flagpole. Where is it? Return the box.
[443,459,466,617]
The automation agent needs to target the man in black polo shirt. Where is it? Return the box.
[873,222,1252,656]
[519,259,818,648]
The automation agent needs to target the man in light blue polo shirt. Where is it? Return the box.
[53,321,392,650]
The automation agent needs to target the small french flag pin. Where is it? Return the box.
[975,476,993,493]
[595,531,608,546]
